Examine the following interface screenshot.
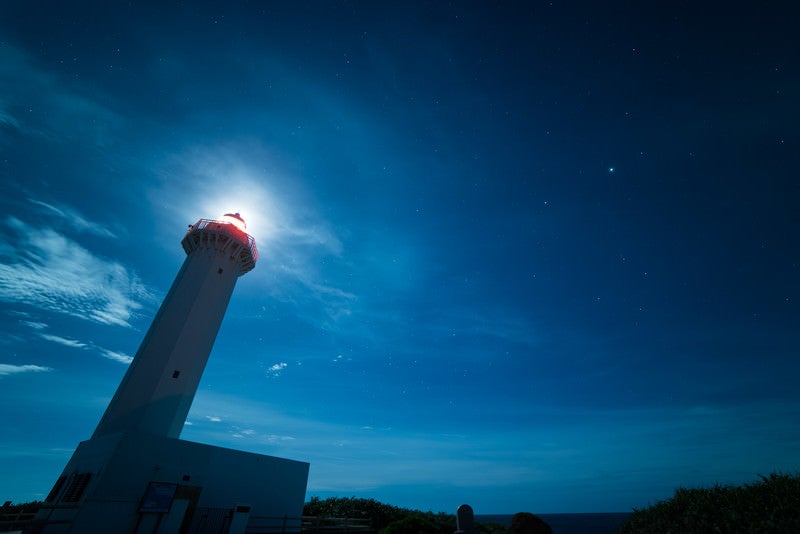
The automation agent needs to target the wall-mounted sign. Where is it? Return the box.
[139,482,178,513]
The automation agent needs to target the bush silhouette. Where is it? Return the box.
[304,496,454,532]
[381,514,441,534]
[620,472,800,533]
[508,512,552,534]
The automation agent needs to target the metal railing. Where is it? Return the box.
[0,510,35,532]
[245,515,375,534]
[186,219,259,263]
[0,510,376,534]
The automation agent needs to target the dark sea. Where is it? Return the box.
[476,513,631,533]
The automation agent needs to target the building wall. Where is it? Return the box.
[37,432,309,533]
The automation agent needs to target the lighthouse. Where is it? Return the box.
[34,214,309,534]
[94,213,258,439]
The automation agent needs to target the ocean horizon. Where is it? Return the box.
[475,513,630,533]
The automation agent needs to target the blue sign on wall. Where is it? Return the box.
[139,482,178,513]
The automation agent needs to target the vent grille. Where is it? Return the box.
[45,475,67,502]
[62,473,92,502]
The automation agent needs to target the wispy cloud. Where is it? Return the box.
[0,364,52,376]
[150,144,355,325]
[38,333,87,349]
[152,145,341,253]
[20,320,48,330]
[274,263,356,328]
[0,43,121,145]
[0,216,153,327]
[36,328,133,365]
[182,391,548,494]
[232,429,291,440]
[98,349,133,365]
[0,109,20,130]
[27,199,117,238]
[181,389,800,510]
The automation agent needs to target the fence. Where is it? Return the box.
[246,515,374,534]
[0,510,35,532]
[0,510,376,534]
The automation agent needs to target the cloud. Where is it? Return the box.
[263,434,295,443]
[0,364,52,376]
[36,328,133,365]
[152,144,342,254]
[267,362,288,376]
[98,349,133,365]
[20,320,47,330]
[232,429,284,440]
[274,263,356,327]
[0,216,153,327]
[0,43,121,145]
[27,199,117,238]
[38,333,87,349]
[149,144,355,325]
[182,391,544,494]
[0,109,20,130]
[181,389,800,510]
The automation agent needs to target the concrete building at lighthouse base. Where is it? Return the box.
[35,432,308,533]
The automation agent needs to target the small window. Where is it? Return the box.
[172,370,180,379]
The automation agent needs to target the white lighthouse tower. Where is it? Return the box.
[94,213,257,439]
[34,214,309,534]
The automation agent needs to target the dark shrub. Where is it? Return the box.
[304,496,454,532]
[304,496,405,530]
[476,521,509,534]
[508,512,552,534]
[381,514,441,534]
[620,472,800,533]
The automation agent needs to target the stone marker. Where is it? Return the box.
[455,503,475,534]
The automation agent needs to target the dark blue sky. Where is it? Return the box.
[1,1,798,514]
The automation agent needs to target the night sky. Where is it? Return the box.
[1,1,798,514]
